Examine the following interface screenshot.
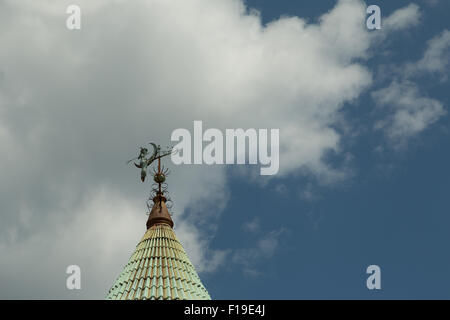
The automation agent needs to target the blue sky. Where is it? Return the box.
[0,0,449,299]
[202,0,450,299]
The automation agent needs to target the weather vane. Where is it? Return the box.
[126,142,174,182]
[127,142,176,214]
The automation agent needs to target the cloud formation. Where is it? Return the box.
[0,0,445,298]
[383,3,421,31]
[373,29,449,145]
[412,30,450,76]
[232,228,285,277]
[373,81,446,142]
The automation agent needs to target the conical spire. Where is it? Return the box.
[106,144,211,300]
[106,223,211,300]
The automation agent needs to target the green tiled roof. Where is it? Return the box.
[106,223,211,300]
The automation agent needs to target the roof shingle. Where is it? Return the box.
[106,223,211,300]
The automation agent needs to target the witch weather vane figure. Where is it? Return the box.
[126,142,174,182]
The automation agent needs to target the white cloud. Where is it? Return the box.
[412,29,450,76]
[372,81,446,143]
[0,188,144,299]
[242,217,261,234]
[383,4,421,31]
[175,218,230,274]
[0,0,419,298]
[232,228,285,277]
[373,29,449,145]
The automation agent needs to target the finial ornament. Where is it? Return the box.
[127,142,176,228]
